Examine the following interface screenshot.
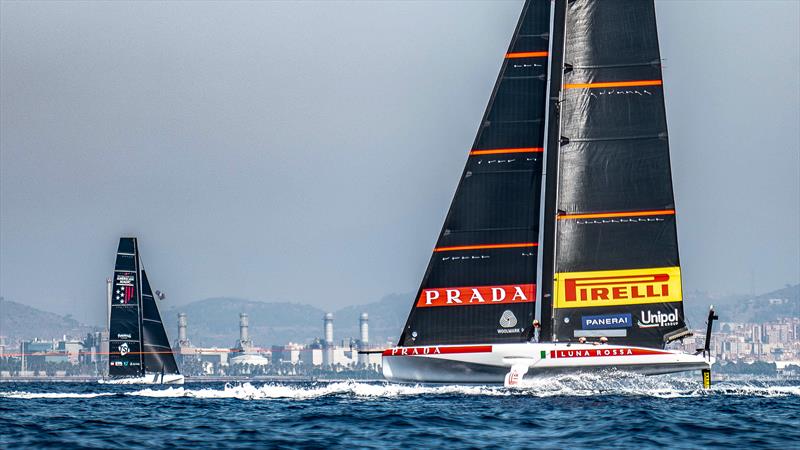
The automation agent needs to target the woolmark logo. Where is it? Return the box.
[499,310,518,328]
[417,284,535,308]
[555,267,682,309]
[638,308,680,328]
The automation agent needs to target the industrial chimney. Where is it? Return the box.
[177,313,190,347]
[238,313,253,351]
[358,313,369,365]
[323,313,334,366]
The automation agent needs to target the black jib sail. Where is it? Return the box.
[544,0,687,347]
[141,270,180,375]
[399,0,550,347]
[108,237,180,377]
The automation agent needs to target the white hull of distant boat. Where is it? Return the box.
[382,343,710,385]
[100,373,185,385]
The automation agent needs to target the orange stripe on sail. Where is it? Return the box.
[434,242,538,252]
[505,51,548,59]
[557,209,676,220]
[469,147,543,156]
[564,80,663,89]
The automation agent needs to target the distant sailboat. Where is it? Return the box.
[382,0,716,386]
[105,237,183,384]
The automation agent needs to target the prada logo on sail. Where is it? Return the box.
[555,267,682,308]
[416,284,535,308]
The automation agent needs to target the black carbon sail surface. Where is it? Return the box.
[141,270,180,374]
[109,238,144,377]
[547,0,686,347]
[399,0,550,347]
[108,237,180,377]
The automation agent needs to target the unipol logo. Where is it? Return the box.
[638,308,680,328]
[416,284,535,308]
[555,267,682,308]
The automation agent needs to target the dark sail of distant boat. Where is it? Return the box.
[383,0,716,386]
[108,237,182,384]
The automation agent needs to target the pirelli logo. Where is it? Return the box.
[555,267,682,308]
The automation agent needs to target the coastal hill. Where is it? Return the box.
[1,285,796,347]
[0,298,99,342]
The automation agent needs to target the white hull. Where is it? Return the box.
[382,343,710,384]
[101,373,185,385]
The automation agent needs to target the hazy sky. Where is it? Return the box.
[1,1,798,326]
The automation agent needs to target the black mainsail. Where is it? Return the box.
[108,237,180,378]
[546,0,687,348]
[399,0,686,350]
[399,0,551,347]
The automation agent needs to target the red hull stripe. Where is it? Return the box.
[505,51,548,59]
[469,147,543,156]
[564,80,663,89]
[434,242,537,252]
[550,348,669,359]
[557,209,675,220]
[383,345,493,357]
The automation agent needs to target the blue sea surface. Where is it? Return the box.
[1,374,799,449]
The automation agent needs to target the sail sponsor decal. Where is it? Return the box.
[417,284,536,308]
[383,345,493,357]
[416,284,535,308]
[550,347,668,359]
[637,308,680,328]
[581,313,632,330]
[114,272,136,304]
[497,310,523,335]
[555,267,682,309]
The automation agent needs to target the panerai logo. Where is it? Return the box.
[638,308,680,328]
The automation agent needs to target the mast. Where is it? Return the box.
[538,0,568,342]
[134,238,145,376]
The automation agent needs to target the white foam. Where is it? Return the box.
[2,374,798,400]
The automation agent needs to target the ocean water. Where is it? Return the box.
[1,374,799,449]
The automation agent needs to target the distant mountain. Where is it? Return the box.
[683,284,799,328]
[162,294,413,348]
[0,298,99,343]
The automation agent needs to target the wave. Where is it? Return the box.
[2,373,799,400]
[0,391,115,399]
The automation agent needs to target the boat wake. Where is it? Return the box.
[2,374,798,400]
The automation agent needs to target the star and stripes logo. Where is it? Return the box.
[115,273,136,304]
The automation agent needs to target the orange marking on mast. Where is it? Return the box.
[564,80,663,89]
[434,242,538,252]
[505,51,549,59]
[557,209,676,220]
[469,147,543,156]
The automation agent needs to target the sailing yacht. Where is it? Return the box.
[105,237,184,384]
[382,0,716,386]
